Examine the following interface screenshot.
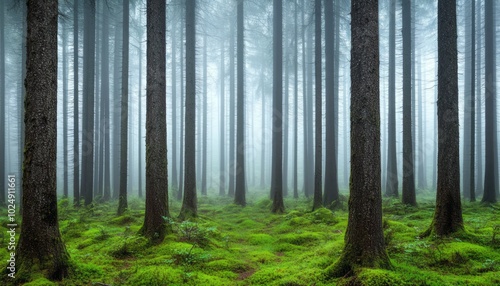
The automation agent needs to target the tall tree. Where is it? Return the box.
[81,0,95,206]
[402,0,416,206]
[101,1,111,201]
[112,9,122,200]
[423,0,464,237]
[271,0,285,213]
[73,0,80,206]
[234,0,246,206]
[0,0,5,205]
[385,0,398,198]
[137,19,143,199]
[327,0,391,276]
[463,0,473,200]
[118,0,129,215]
[201,34,208,196]
[482,0,497,203]
[178,8,185,201]
[293,0,299,199]
[220,38,226,196]
[312,0,322,211]
[17,0,69,279]
[228,10,236,197]
[475,0,482,196]
[62,17,69,198]
[324,0,339,206]
[140,0,169,242]
[171,8,178,197]
[469,0,476,202]
[180,0,197,219]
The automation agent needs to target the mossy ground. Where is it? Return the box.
[1,190,499,285]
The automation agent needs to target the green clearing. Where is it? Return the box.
[2,190,499,285]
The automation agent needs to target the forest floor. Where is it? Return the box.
[1,190,500,285]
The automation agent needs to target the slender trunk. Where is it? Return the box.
[417,52,426,189]
[172,12,178,195]
[312,0,322,211]
[202,34,208,196]
[228,13,236,197]
[101,2,110,201]
[283,26,289,198]
[293,0,298,199]
[271,0,284,213]
[93,5,101,198]
[82,0,96,206]
[386,0,398,197]
[302,0,308,197]
[402,0,416,206]
[112,13,122,200]
[180,0,198,219]
[178,11,185,201]
[220,39,226,196]
[475,0,483,196]
[118,0,129,215]
[463,0,472,199]
[306,23,314,198]
[260,67,266,189]
[234,0,246,206]
[138,29,143,198]
[62,20,69,198]
[470,0,476,202]
[73,0,80,206]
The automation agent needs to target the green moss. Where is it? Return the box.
[305,208,339,225]
[356,269,407,286]
[110,214,137,225]
[128,266,184,285]
[278,231,323,246]
[248,233,276,245]
[205,259,252,273]
[22,278,56,286]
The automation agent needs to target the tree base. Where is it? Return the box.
[325,249,392,279]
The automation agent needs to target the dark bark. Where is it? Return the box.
[482,0,497,204]
[234,0,246,206]
[417,52,426,190]
[93,6,101,198]
[301,0,308,197]
[172,11,178,196]
[475,0,482,196]
[261,66,266,190]
[178,10,185,201]
[423,0,464,237]
[73,0,80,206]
[17,0,70,279]
[0,0,4,205]
[180,0,197,219]
[312,0,322,211]
[271,0,285,213]
[305,21,314,197]
[328,0,391,277]
[324,0,339,206]
[283,20,289,198]
[402,0,416,206]
[385,0,398,198]
[118,0,129,215]
[140,0,169,242]
[81,0,95,206]
[138,22,143,199]
[101,2,110,201]
[220,39,226,196]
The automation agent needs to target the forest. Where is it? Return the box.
[0,0,499,285]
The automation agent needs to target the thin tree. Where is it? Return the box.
[220,38,226,196]
[293,0,299,199]
[178,8,185,201]
[402,0,416,206]
[482,0,497,203]
[17,0,70,279]
[324,0,339,206]
[118,0,129,215]
[422,0,464,237]
[271,0,285,213]
[112,11,122,200]
[327,0,391,276]
[140,0,170,242]
[228,11,236,197]
[469,0,476,202]
[180,0,197,219]
[62,19,69,198]
[201,34,208,196]
[462,0,473,200]
[137,22,143,198]
[101,1,111,201]
[73,0,80,206]
[234,0,246,206]
[385,0,398,198]
[81,0,95,206]
[312,0,322,211]
[475,0,482,196]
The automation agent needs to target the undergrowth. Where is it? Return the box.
[1,191,499,285]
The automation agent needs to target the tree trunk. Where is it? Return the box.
[140,0,169,242]
[423,0,464,237]
[73,0,80,206]
[417,52,426,190]
[271,0,285,213]
[301,0,308,198]
[202,34,208,196]
[293,0,298,199]
[228,13,236,197]
[93,5,101,198]
[220,39,226,196]
[118,0,129,215]
[0,0,4,205]
[469,0,476,202]
[312,0,322,211]
[234,0,246,206]
[17,0,70,279]
[306,22,314,197]
[62,20,69,198]
[482,0,497,203]
[462,0,472,200]
[138,23,143,199]
[324,0,339,207]
[385,0,398,198]
[402,0,416,206]
[178,10,185,201]
[171,11,178,197]
[101,2,110,201]
[112,11,122,200]
[283,22,289,198]
[327,0,391,277]
[475,0,482,196]
[81,0,95,206]
[180,0,198,219]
